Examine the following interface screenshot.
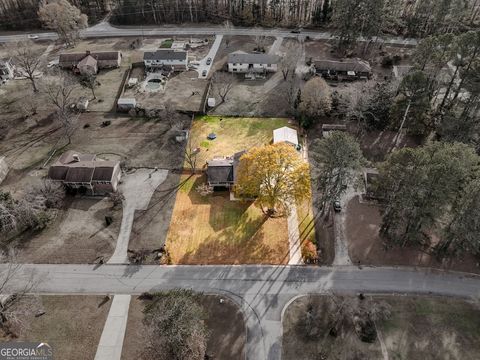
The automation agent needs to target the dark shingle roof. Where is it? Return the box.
[59,52,120,64]
[64,164,95,183]
[207,166,233,184]
[143,50,188,61]
[313,59,371,73]
[92,163,117,182]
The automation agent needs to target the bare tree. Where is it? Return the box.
[38,0,88,47]
[184,140,199,174]
[0,251,40,338]
[12,41,42,92]
[42,73,79,145]
[212,72,235,104]
[79,73,99,100]
[280,49,297,80]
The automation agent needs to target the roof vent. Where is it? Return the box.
[72,154,80,162]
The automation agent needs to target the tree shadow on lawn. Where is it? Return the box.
[178,214,283,265]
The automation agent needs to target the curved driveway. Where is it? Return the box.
[3,264,479,360]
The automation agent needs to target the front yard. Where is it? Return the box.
[283,295,480,360]
[165,175,289,264]
[188,115,292,168]
[0,296,111,360]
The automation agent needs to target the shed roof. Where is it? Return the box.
[143,50,188,61]
[273,127,298,146]
[228,51,279,65]
[313,59,371,73]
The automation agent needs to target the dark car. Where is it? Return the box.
[290,29,301,34]
[333,200,342,212]
[206,57,212,65]
[202,70,207,77]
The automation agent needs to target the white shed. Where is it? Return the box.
[273,127,298,147]
[117,98,137,112]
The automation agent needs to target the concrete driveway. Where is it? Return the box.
[195,34,223,78]
[108,169,168,264]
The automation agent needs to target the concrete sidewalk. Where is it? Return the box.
[94,295,131,360]
[287,204,302,265]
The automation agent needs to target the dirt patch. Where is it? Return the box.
[345,196,480,273]
[0,295,111,360]
[282,295,480,360]
[124,70,208,112]
[128,171,181,260]
[121,294,246,360]
[165,175,290,264]
[9,197,121,264]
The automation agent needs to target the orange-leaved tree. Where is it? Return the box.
[235,143,311,217]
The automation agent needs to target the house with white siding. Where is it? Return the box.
[227,51,279,74]
[143,50,189,71]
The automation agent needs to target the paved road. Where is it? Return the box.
[0,22,418,46]
[3,264,479,359]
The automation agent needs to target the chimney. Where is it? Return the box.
[72,154,80,162]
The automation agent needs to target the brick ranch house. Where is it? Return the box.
[48,150,121,195]
[59,51,122,75]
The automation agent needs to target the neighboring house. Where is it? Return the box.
[206,151,246,188]
[227,51,279,74]
[59,51,122,75]
[313,59,371,80]
[77,55,98,75]
[0,59,14,81]
[143,50,189,71]
[48,150,121,195]
[273,126,299,147]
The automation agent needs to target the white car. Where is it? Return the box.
[27,34,39,40]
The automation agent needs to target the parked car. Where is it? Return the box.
[290,29,301,34]
[333,200,342,212]
[202,70,207,77]
[206,57,212,65]
[27,34,39,40]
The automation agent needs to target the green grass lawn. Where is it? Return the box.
[160,39,173,48]
[187,115,293,169]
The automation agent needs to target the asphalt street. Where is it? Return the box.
[0,22,418,46]
[2,264,479,360]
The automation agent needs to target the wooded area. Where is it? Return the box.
[1,0,479,37]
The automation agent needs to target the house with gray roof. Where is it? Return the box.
[59,51,122,75]
[313,59,371,80]
[143,49,189,71]
[227,51,279,74]
[206,151,246,188]
[48,150,121,195]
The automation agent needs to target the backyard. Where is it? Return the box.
[165,175,290,264]
[187,115,293,168]
[283,295,480,360]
